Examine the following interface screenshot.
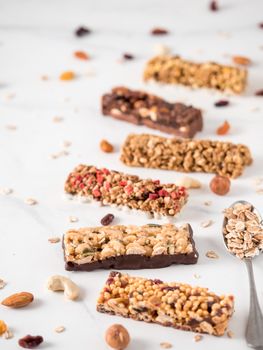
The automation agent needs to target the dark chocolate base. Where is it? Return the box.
[63,224,198,271]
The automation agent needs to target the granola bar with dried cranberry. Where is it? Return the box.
[64,165,188,217]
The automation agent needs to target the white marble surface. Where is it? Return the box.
[1,0,263,349]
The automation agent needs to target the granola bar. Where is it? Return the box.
[97,271,234,336]
[121,134,252,178]
[223,202,263,259]
[63,223,198,271]
[102,87,203,138]
[144,55,247,94]
[64,165,188,216]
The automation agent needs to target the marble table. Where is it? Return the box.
[0,0,263,349]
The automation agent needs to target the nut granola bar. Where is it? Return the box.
[121,134,252,178]
[64,165,188,217]
[102,87,203,138]
[63,223,198,271]
[144,55,247,94]
[97,271,234,336]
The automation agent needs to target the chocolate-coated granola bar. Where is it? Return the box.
[121,134,252,178]
[97,271,234,336]
[64,165,188,217]
[102,87,203,138]
[63,223,198,271]
[144,55,247,94]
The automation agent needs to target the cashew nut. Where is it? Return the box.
[176,176,202,189]
[46,275,80,300]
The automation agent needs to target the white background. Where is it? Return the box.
[0,0,263,349]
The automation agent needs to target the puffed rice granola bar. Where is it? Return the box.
[97,271,234,336]
[121,134,252,178]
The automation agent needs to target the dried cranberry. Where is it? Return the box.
[209,0,218,11]
[18,335,43,349]
[75,26,91,37]
[149,193,158,200]
[259,23,263,29]
[123,53,134,60]
[255,89,263,96]
[153,279,163,284]
[101,213,114,226]
[214,100,229,107]
[151,27,169,35]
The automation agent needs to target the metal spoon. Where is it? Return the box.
[223,200,263,348]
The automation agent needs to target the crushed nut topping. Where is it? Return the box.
[205,251,219,259]
[97,271,234,336]
[121,134,252,179]
[223,203,263,259]
[64,224,195,264]
[144,55,247,94]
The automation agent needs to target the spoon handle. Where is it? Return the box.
[245,259,263,348]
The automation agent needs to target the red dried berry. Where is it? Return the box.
[151,27,169,35]
[259,23,263,29]
[149,193,158,200]
[123,53,134,60]
[18,335,43,349]
[255,89,263,96]
[101,213,114,226]
[209,0,218,11]
[75,26,91,37]
[214,100,229,107]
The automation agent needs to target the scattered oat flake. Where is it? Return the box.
[53,116,64,123]
[48,237,60,244]
[232,55,251,66]
[50,150,69,159]
[256,188,263,195]
[216,120,230,135]
[206,250,219,259]
[24,198,38,205]
[160,342,172,349]
[201,220,213,228]
[63,140,72,148]
[227,330,234,338]
[154,44,171,56]
[253,177,263,186]
[6,124,17,131]
[193,273,201,279]
[69,216,78,223]
[74,51,89,60]
[0,187,13,195]
[55,326,65,333]
[4,329,13,339]
[60,71,75,81]
[194,334,203,342]
[0,279,6,289]
[204,201,212,206]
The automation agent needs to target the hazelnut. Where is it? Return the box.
[100,139,114,153]
[105,324,130,350]
[209,175,230,195]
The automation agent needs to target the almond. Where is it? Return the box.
[232,55,251,66]
[100,139,114,153]
[1,292,34,308]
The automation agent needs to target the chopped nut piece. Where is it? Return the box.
[194,334,203,342]
[160,342,173,349]
[100,139,114,153]
[232,55,251,66]
[176,176,202,189]
[0,279,6,289]
[48,237,61,244]
[4,329,13,339]
[105,324,130,350]
[60,71,75,81]
[74,51,89,60]
[69,216,79,223]
[227,330,234,338]
[154,44,171,56]
[24,198,38,206]
[0,320,7,336]
[210,175,230,195]
[216,120,230,135]
[54,326,65,333]
[0,187,13,195]
[201,220,213,228]
[206,250,219,259]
